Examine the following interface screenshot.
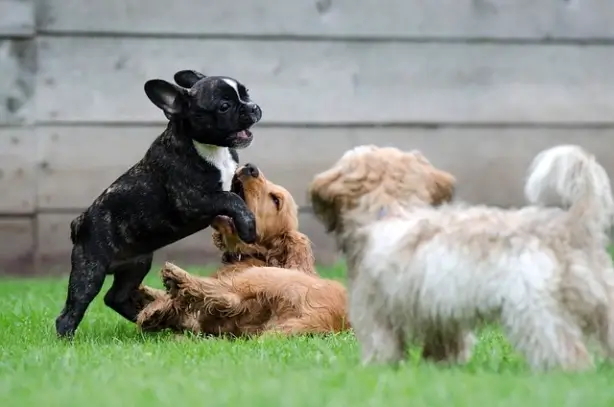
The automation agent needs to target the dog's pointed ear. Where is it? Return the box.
[144,79,188,116]
[174,70,206,88]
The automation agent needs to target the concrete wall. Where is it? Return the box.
[2,0,614,274]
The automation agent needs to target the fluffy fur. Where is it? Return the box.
[309,144,614,371]
[210,163,316,277]
[136,164,348,336]
[144,262,349,336]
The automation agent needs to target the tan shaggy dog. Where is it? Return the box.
[309,144,614,371]
[135,164,349,336]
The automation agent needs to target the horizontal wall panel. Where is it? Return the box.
[36,37,614,125]
[38,0,614,40]
[0,39,35,124]
[36,125,614,211]
[0,127,36,213]
[0,1,34,37]
[0,217,34,275]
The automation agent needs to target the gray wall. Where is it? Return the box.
[2,0,614,274]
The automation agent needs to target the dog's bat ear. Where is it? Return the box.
[144,79,187,116]
[173,70,206,88]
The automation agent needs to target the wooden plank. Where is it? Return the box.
[36,126,152,210]
[38,125,351,209]
[0,39,35,124]
[0,1,34,37]
[35,213,216,271]
[35,213,337,273]
[0,127,36,213]
[36,125,614,210]
[37,0,614,40]
[36,37,614,125]
[0,217,34,275]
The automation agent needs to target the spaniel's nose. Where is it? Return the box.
[242,163,259,178]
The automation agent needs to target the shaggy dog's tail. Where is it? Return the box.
[524,144,614,236]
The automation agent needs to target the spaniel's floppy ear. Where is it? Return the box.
[429,169,456,205]
[268,231,316,275]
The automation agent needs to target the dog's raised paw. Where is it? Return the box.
[212,215,235,236]
[162,276,179,297]
[161,263,193,298]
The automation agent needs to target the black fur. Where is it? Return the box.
[55,71,262,338]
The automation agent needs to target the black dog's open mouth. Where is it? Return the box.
[235,129,252,141]
[231,175,245,200]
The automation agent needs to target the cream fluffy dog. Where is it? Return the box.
[309,144,614,371]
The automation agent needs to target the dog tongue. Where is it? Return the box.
[236,130,249,139]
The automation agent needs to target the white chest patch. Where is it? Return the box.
[193,142,237,191]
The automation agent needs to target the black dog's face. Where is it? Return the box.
[144,70,262,149]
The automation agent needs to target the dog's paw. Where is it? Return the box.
[161,263,187,297]
[212,215,235,236]
[137,285,165,302]
[162,276,180,297]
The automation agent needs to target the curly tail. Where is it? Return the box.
[524,145,614,237]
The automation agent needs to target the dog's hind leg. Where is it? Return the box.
[596,308,614,362]
[422,329,476,365]
[104,253,153,322]
[55,244,111,338]
[502,305,592,372]
[594,279,614,362]
[136,295,197,333]
[161,263,244,314]
[138,285,168,303]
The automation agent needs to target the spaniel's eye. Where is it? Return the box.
[270,193,281,210]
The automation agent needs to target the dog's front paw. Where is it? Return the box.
[212,215,236,236]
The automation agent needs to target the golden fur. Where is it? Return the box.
[135,164,348,336]
[210,164,316,277]
[155,262,349,336]
[310,144,614,371]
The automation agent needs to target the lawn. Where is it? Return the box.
[1,264,613,407]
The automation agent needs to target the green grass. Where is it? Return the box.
[1,265,613,407]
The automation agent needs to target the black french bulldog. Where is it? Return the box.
[55,70,262,338]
